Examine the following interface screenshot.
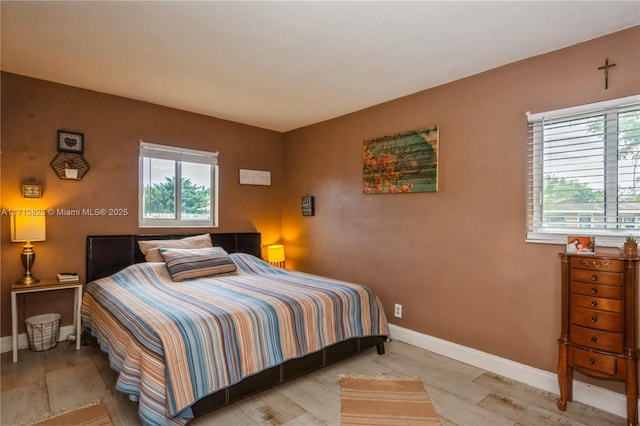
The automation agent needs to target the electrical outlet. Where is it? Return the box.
[394,303,403,318]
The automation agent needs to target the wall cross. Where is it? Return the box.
[597,58,616,90]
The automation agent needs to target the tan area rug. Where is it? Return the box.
[31,402,113,426]
[341,376,441,425]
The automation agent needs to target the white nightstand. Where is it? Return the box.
[11,279,83,363]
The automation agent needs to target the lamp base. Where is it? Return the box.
[15,275,40,285]
[17,244,39,285]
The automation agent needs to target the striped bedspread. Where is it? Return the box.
[81,253,388,425]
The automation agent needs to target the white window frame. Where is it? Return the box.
[526,95,640,246]
[139,141,219,228]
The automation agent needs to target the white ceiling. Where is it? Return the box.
[2,1,639,132]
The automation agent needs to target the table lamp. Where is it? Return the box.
[267,244,285,268]
[11,214,46,284]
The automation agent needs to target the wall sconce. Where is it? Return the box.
[11,214,46,285]
[267,245,285,268]
[50,152,90,180]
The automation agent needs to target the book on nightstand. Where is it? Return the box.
[57,272,80,282]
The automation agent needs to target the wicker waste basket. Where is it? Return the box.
[25,313,61,351]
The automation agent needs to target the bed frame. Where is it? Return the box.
[85,232,387,419]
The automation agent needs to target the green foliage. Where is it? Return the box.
[144,177,175,214]
[627,235,637,243]
[144,177,210,216]
[543,175,603,204]
[181,178,210,215]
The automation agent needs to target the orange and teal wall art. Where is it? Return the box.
[363,126,439,194]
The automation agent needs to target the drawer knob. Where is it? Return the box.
[588,358,596,365]
[591,336,598,343]
[591,301,598,307]
[591,287,598,294]
[591,274,598,281]
[591,316,598,322]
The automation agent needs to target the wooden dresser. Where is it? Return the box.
[558,252,639,426]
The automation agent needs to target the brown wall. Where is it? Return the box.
[2,26,639,394]
[282,26,640,391]
[1,73,284,336]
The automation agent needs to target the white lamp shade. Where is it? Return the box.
[11,214,46,242]
[267,245,285,263]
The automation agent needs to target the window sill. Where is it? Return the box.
[526,232,628,248]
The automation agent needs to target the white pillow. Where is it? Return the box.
[138,233,213,262]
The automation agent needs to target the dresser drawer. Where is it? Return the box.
[570,282,623,299]
[570,346,618,375]
[570,257,624,273]
[571,269,622,286]
[571,294,623,313]
[570,324,623,352]
[570,306,623,332]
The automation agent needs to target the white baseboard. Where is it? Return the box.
[389,324,636,419]
[1,325,77,353]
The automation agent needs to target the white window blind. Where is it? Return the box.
[139,141,219,228]
[139,141,218,165]
[526,95,640,245]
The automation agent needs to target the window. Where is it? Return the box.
[526,95,640,245]
[139,142,218,227]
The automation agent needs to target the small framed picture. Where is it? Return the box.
[57,130,84,154]
[567,236,596,254]
[22,184,41,199]
[302,196,315,216]
[238,169,271,186]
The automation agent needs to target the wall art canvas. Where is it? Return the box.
[363,126,439,194]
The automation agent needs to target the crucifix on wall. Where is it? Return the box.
[597,58,616,90]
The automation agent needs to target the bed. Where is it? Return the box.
[82,232,389,425]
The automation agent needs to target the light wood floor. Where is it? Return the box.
[1,338,625,425]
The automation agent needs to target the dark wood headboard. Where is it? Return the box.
[86,232,261,282]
